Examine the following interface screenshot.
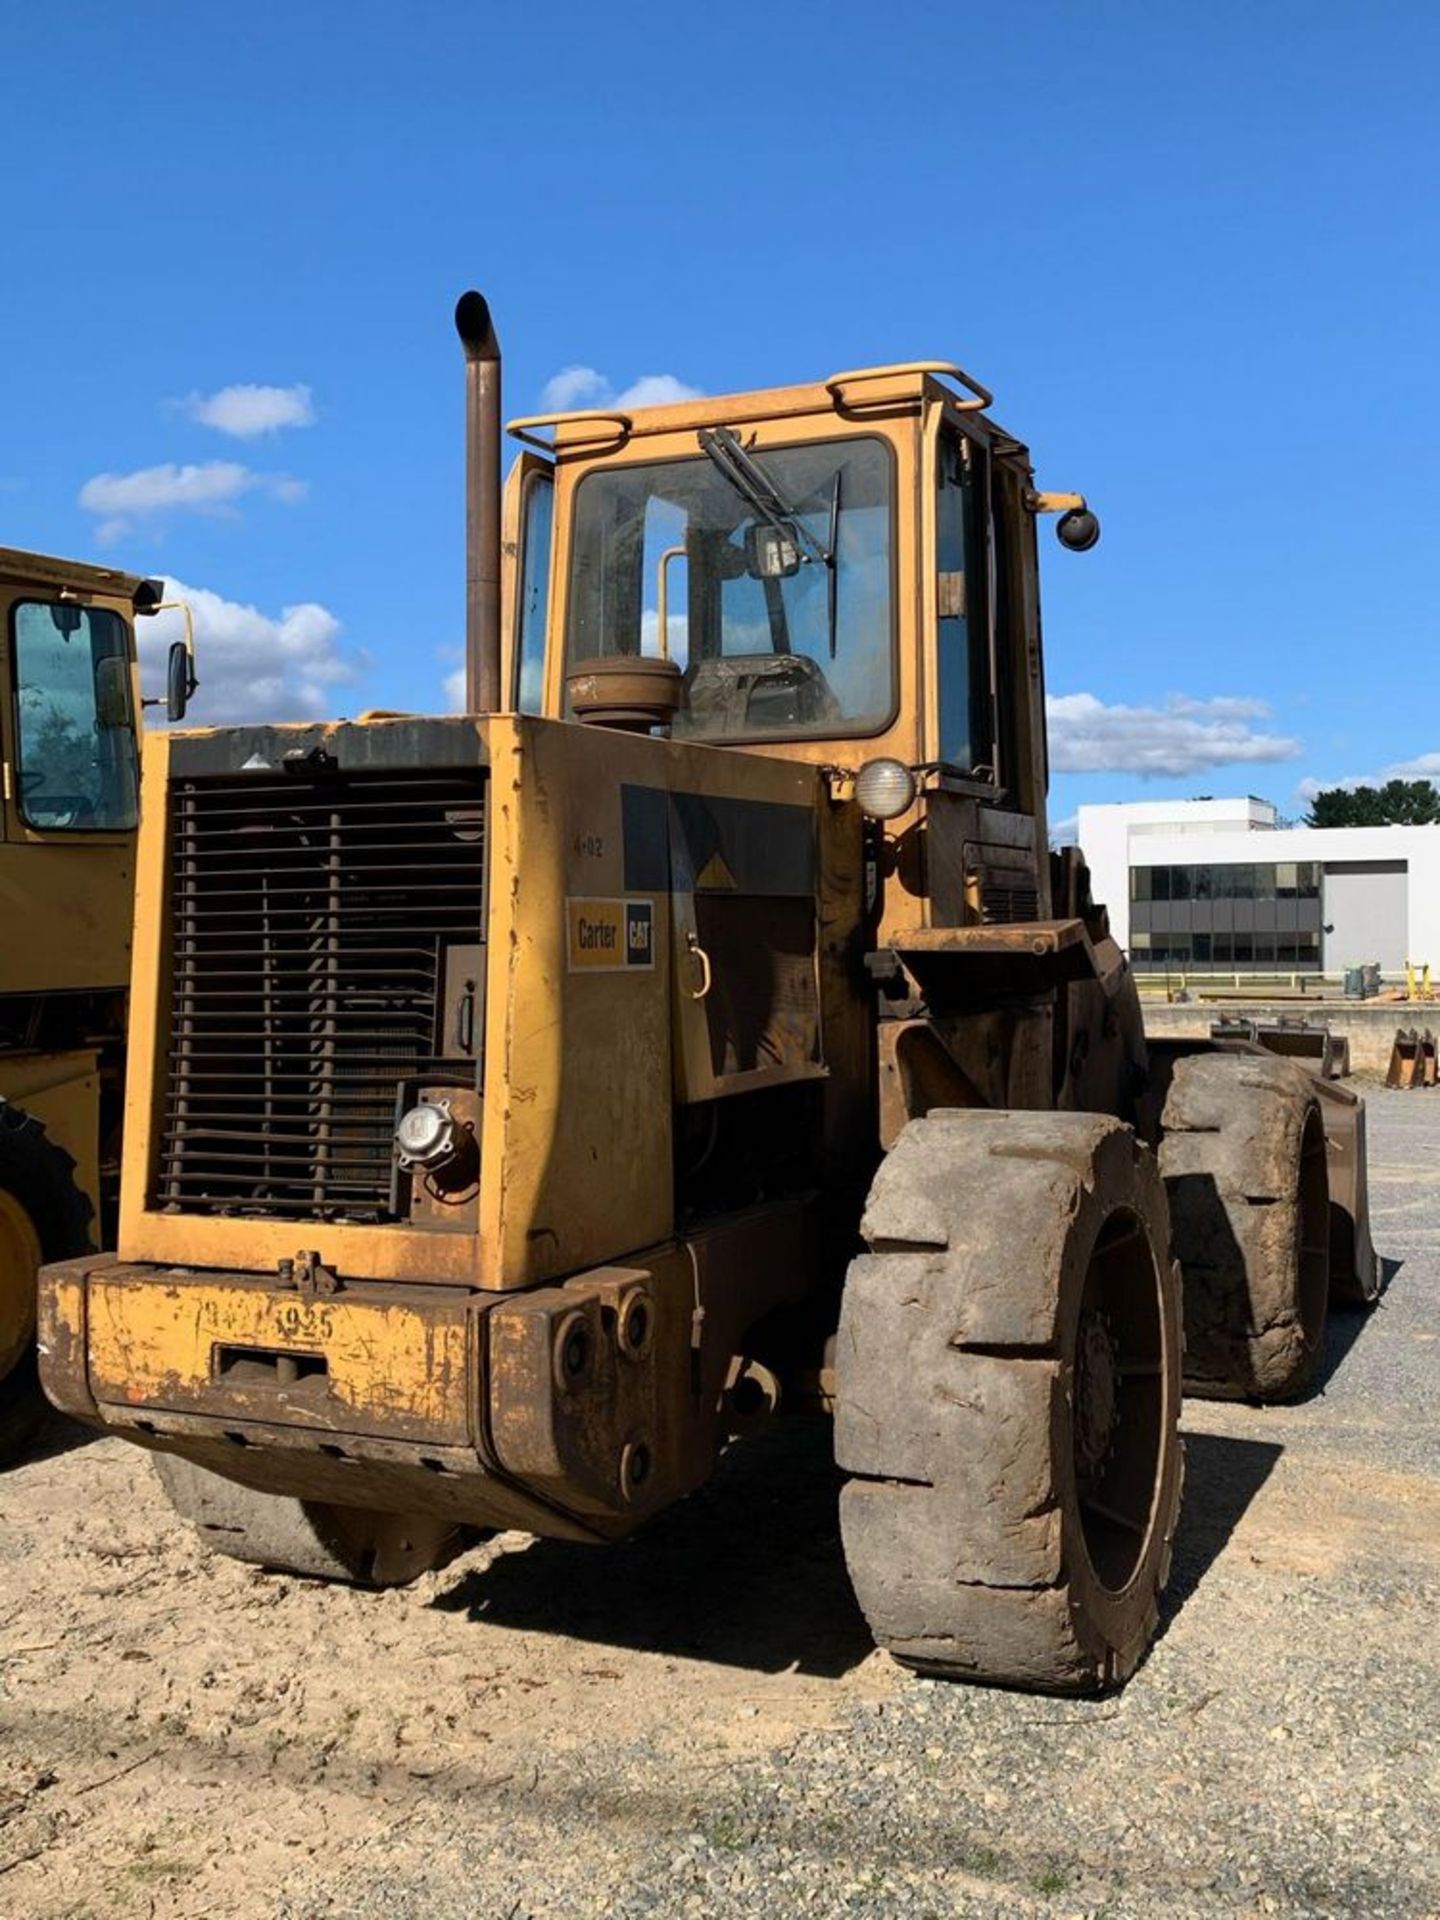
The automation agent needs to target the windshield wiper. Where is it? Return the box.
[698,427,841,655]
[698,427,829,564]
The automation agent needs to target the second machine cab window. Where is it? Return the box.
[10,600,139,832]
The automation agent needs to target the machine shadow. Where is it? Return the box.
[1311,1254,1401,1395]
[1,1405,95,1472]
[431,1420,1288,1678]
[429,1414,874,1677]
[1160,1428,1283,1621]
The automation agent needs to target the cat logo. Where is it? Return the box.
[567,898,655,972]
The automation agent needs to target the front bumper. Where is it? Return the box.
[37,1253,688,1542]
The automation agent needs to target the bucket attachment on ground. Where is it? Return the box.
[1211,1015,1349,1079]
[1386,1027,1438,1089]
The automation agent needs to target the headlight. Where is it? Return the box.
[395,1099,456,1170]
[854,757,916,821]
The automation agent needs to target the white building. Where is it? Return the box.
[1076,797,1440,976]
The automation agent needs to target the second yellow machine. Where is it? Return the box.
[41,295,1375,1692]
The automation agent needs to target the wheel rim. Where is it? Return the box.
[0,1191,41,1381]
[1072,1206,1166,1594]
[1296,1106,1330,1353]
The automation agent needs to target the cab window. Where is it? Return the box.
[566,436,894,740]
[514,469,553,713]
[935,430,994,777]
[11,601,139,831]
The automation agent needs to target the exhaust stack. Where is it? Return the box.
[455,290,502,713]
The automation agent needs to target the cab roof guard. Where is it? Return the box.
[825,360,993,413]
[505,359,996,455]
[506,409,634,454]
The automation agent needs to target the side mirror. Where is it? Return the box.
[167,638,195,723]
[744,522,802,580]
[95,655,134,730]
[1025,490,1101,552]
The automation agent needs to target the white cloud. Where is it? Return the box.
[1047,692,1301,778]
[179,382,316,438]
[539,365,703,413]
[141,577,360,724]
[444,663,466,711]
[540,365,609,411]
[78,460,307,541]
[613,373,704,409]
[1297,751,1440,801]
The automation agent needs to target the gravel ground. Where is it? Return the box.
[1,1089,1437,1918]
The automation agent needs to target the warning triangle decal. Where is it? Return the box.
[694,850,738,890]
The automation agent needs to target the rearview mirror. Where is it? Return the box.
[95,656,133,730]
[744,522,802,580]
[167,639,195,722]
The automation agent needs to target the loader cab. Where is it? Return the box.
[0,549,168,997]
[500,367,1060,926]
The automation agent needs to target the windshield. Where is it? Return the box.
[11,601,139,831]
[566,436,893,739]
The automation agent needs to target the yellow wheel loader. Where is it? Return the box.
[0,548,194,1459]
[39,297,1374,1690]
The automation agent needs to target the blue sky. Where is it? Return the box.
[4,1,1436,828]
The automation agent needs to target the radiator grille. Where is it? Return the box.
[157,768,486,1220]
[979,873,1041,925]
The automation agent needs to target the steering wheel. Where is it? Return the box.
[23,790,98,827]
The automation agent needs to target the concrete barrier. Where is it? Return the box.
[1141,998,1434,1075]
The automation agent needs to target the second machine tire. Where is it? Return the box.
[0,1112,95,1466]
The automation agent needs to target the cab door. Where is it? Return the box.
[1,586,140,994]
[923,412,1047,928]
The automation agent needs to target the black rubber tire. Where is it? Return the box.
[1160,1054,1330,1401]
[0,1110,94,1467]
[151,1451,474,1587]
[835,1110,1184,1694]
[0,1351,46,1466]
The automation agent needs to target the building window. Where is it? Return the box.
[1131,859,1323,970]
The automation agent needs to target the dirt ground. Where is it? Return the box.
[2,1090,1438,1919]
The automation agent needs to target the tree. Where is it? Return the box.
[1305,779,1440,828]
[30,708,97,796]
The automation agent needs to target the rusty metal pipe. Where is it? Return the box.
[454,290,502,713]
